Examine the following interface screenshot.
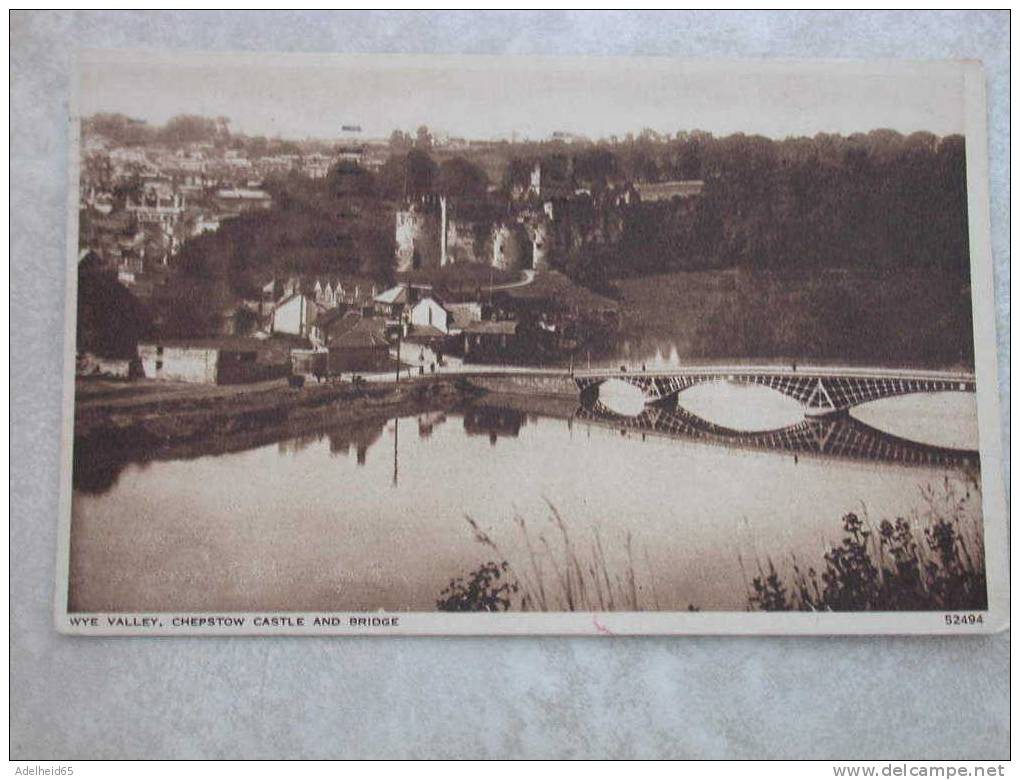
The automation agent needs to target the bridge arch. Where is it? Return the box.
[575,370,976,416]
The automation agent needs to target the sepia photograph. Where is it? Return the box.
[56,51,1007,634]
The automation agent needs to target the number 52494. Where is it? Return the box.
[944,613,984,626]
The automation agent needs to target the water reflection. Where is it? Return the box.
[852,392,978,451]
[463,406,526,444]
[578,397,979,469]
[73,432,142,495]
[70,395,984,613]
[417,411,448,439]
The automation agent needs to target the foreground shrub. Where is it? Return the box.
[746,481,986,612]
[438,481,986,613]
[437,561,518,612]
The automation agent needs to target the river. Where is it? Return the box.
[69,383,982,613]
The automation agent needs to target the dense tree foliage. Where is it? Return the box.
[326,160,376,198]
[435,156,489,200]
[76,264,151,357]
[684,130,970,277]
[155,174,396,336]
[415,125,434,151]
[531,130,970,280]
[376,149,438,200]
[84,113,228,147]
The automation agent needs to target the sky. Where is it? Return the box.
[77,51,969,142]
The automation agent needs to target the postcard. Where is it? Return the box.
[56,51,1008,634]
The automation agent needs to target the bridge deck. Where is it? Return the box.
[570,364,976,383]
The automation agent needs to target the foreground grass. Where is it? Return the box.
[438,501,657,612]
[438,482,986,613]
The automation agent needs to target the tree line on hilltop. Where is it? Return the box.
[82,113,328,157]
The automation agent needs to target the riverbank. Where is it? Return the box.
[72,376,479,493]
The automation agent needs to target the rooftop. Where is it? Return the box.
[139,336,278,353]
[215,188,272,200]
[332,317,390,350]
[373,284,410,306]
[406,324,447,340]
[634,180,705,202]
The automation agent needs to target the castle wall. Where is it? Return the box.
[396,183,654,275]
[492,224,528,271]
[395,208,442,272]
[445,219,492,266]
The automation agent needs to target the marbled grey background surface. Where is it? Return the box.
[11,11,1009,759]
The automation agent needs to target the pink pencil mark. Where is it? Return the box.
[592,615,615,636]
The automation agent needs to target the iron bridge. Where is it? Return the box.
[574,366,976,417]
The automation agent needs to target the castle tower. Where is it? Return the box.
[394,198,444,272]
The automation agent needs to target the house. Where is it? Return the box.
[315,307,362,347]
[137,338,290,385]
[126,181,185,226]
[272,293,322,340]
[192,215,221,236]
[409,296,453,335]
[327,317,391,373]
[337,145,365,165]
[76,353,140,380]
[214,187,273,215]
[462,320,521,360]
[372,283,419,320]
[289,349,327,378]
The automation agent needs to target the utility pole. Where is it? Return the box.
[392,417,399,487]
[395,318,402,383]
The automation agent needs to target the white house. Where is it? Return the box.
[409,296,453,335]
[272,293,319,339]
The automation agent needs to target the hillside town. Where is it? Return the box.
[77,109,975,394]
[76,115,705,386]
